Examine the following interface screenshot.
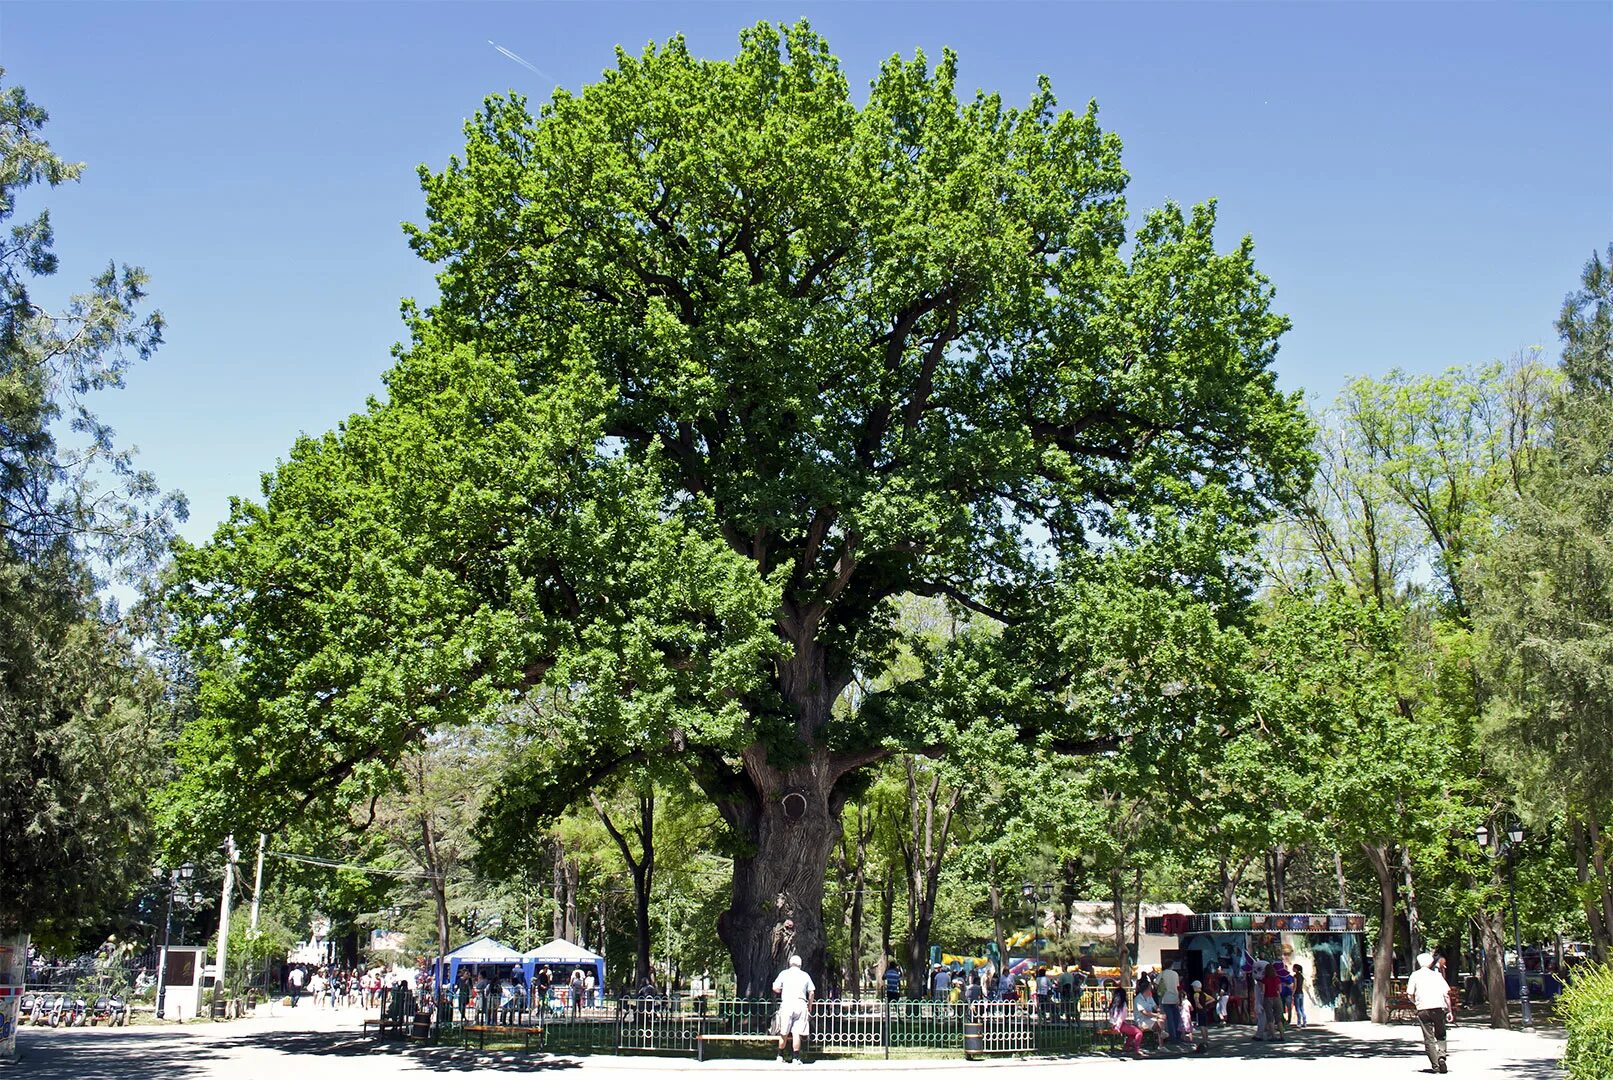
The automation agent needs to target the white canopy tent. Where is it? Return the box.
[439,936,526,989]
[524,938,605,1002]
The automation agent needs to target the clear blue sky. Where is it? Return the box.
[3,2,1609,544]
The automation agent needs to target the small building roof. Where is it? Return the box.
[525,938,605,963]
[442,936,525,963]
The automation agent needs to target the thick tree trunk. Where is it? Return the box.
[1334,849,1350,910]
[1478,908,1510,1029]
[1363,842,1398,1024]
[713,745,848,997]
[704,629,860,997]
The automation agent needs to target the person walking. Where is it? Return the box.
[1155,963,1183,1045]
[883,962,903,1001]
[569,967,586,1017]
[1407,952,1453,1074]
[1291,963,1308,1029]
[771,954,816,1064]
[1262,960,1286,1041]
[287,965,304,1008]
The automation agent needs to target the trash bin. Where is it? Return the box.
[963,1021,984,1059]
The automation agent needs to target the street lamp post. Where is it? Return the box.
[1475,819,1533,1031]
[1019,882,1055,966]
[155,864,195,1019]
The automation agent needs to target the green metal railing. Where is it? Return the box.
[424,993,1105,1059]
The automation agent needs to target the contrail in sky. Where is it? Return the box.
[489,40,553,81]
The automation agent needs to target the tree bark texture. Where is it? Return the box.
[1362,842,1398,1024]
[710,738,851,997]
[1477,907,1510,1029]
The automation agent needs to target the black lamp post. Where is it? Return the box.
[155,863,196,1019]
[1475,818,1532,1031]
[1020,882,1055,965]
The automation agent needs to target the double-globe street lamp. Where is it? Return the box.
[1475,818,1533,1031]
[155,864,205,1019]
[1020,882,1055,966]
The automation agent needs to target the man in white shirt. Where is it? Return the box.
[1406,952,1453,1074]
[1155,965,1182,1044]
[771,955,816,1064]
[288,965,304,1007]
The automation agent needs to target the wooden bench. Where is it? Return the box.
[462,1024,541,1051]
[1389,994,1417,1023]
[362,1017,404,1039]
[696,1032,777,1062]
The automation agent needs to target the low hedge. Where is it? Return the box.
[1561,963,1613,1080]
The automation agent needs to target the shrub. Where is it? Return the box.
[1561,963,1613,1080]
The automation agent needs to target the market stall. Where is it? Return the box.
[523,938,605,1006]
[1144,911,1369,1022]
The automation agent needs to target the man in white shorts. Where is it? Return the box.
[772,954,816,1063]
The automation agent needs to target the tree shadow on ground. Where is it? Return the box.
[212,1029,588,1073]
[1186,1024,1562,1077]
[16,1028,587,1078]
[18,1030,225,1080]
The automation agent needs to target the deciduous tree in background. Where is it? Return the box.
[1478,246,1613,962]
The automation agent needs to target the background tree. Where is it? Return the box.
[0,71,182,948]
[1477,245,1613,961]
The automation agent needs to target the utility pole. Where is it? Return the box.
[213,837,238,1018]
[249,834,267,934]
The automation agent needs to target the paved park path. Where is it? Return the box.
[8,1006,1564,1079]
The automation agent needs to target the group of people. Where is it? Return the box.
[452,964,597,1022]
[1104,956,1311,1057]
[882,960,1092,1013]
[284,965,397,1009]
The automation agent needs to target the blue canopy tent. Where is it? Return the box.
[439,935,526,992]
[524,938,606,1006]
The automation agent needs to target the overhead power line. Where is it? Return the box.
[268,850,464,882]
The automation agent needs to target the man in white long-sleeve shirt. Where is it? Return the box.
[1406,952,1453,1073]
